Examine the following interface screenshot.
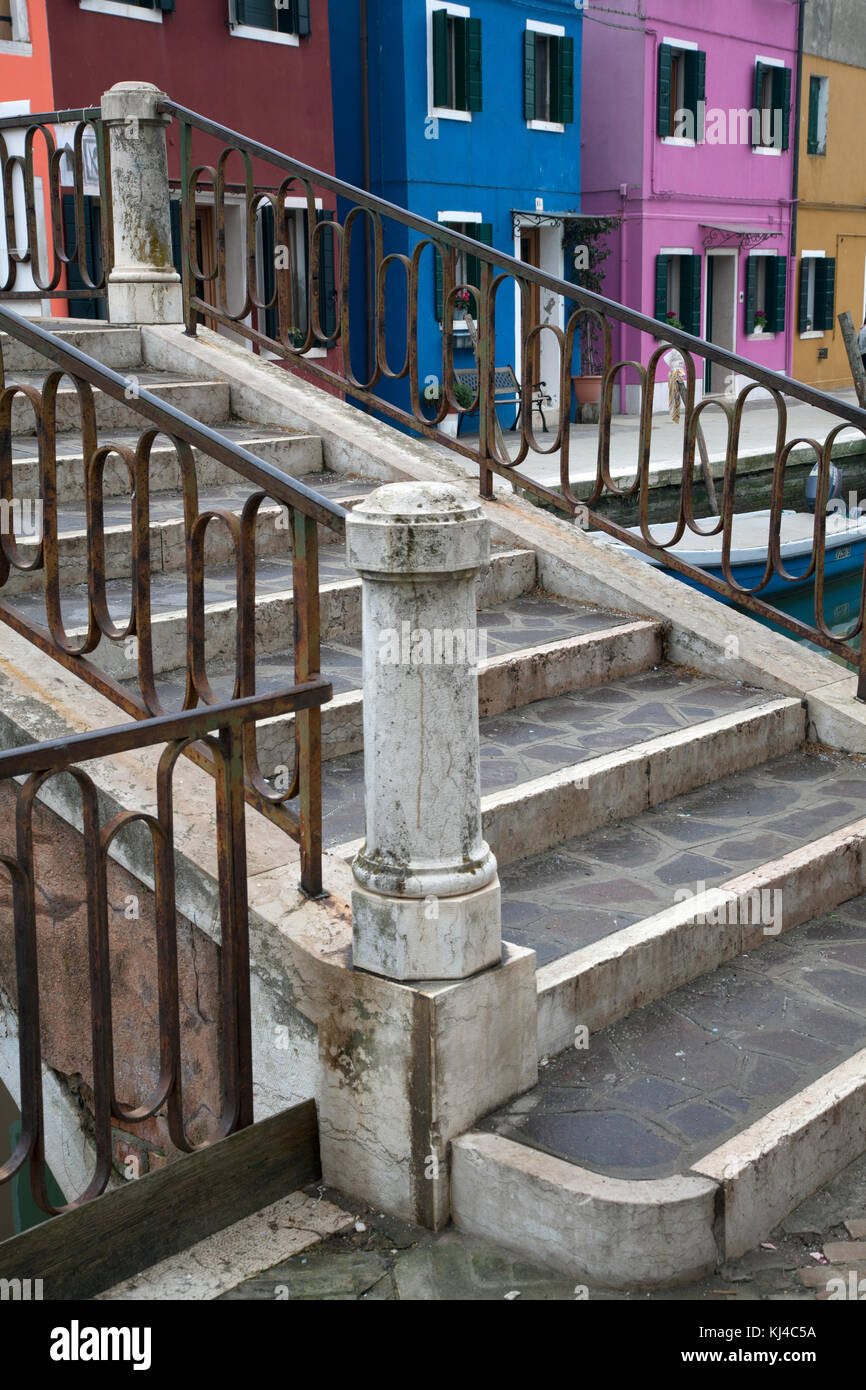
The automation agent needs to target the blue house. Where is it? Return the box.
[328,0,583,426]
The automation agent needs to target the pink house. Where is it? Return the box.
[580,0,801,413]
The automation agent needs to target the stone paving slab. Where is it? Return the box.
[479,892,866,1182]
[117,592,634,708]
[318,669,774,849]
[501,748,866,965]
[213,1158,866,1300]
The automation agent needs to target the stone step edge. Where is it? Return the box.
[8,432,324,465]
[536,814,866,1059]
[50,547,537,679]
[252,620,664,766]
[332,697,805,867]
[451,1047,866,1290]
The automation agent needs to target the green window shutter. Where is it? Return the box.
[816,256,836,331]
[775,67,792,151]
[155,0,175,11]
[767,256,787,334]
[464,224,491,320]
[807,75,821,154]
[464,17,482,112]
[434,241,445,323]
[554,36,574,125]
[753,61,765,145]
[524,31,537,121]
[61,192,105,320]
[655,253,670,322]
[798,259,810,332]
[295,0,311,36]
[745,256,758,334]
[657,44,672,137]
[169,198,183,277]
[316,209,337,340]
[680,255,702,336]
[684,49,706,137]
[433,8,450,108]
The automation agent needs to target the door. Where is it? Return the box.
[519,227,541,384]
[705,251,736,395]
[193,205,217,331]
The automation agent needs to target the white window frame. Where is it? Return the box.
[526,20,566,134]
[0,0,30,50]
[438,209,482,331]
[661,39,697,147]
[800,250,826,339]
[228,1,300,47]
[78,1,163,23]
[746,248,778,341]
[753,53,785,156]
[427,0,472,124]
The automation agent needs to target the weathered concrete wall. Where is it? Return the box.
[804,0,866,69]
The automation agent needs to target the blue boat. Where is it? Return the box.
[614,509,866,599]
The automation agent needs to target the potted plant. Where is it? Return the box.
[562,214,621,408]
[426,379,476,437]
[664,311,686,332]
[753,310,768,335]
[287,326,306,350]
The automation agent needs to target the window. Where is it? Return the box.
[655,253,701,336]
[434,220,492,326]
[745,254,786,335]
[657,43,705,141]
[807,74,829,156]
[798,254,835,335]
[524,27,574,127]
[431,5,482,115]
[79,0,174,17]
[256,202,336,346]
[231,0,310,37]
[753,61,791,151]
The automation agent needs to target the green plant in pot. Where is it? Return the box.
[426,377,476,436]
[562,214,620,408]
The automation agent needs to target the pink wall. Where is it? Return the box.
[582,0,800,402]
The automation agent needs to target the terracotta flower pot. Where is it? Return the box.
[572,374,603,405]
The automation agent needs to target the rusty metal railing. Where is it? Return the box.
[0,108,113,302]
[0,689,327,1214]
[161,100,866,695]
[0,303,343,894]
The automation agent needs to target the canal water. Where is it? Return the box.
[735,565,862,667]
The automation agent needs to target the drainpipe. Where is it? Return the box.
[788,0,807,376]
[619,184,628,414]
[360,0,374,394]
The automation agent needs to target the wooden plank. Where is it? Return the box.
[0,1100,320,1301]
[838,311,866,409]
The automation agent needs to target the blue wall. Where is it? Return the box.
[329,0,583,420]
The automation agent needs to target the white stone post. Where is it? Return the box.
[100,81,183,325]
[347,481,502,980]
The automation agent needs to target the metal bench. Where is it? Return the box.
[453,366,552,434]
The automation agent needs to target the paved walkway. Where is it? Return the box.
[432,387,866,492]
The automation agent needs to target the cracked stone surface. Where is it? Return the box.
[479,893,866,1180]
[500,748,866,965]
[213,1165,866,1301]
[318,665,772,849]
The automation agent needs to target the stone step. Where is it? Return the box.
[4,546,537,681]
[0,323,143,373]
[8,430,327,505]
[1,472,372,596]
[144,598,659,767]
[453,891,866,1288]
[326,677,802,853]
[6,370,231,434]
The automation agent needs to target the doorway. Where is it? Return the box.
[704,250,737,394]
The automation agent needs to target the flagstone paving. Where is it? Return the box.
[315,666,772,848]
[499,748,866,965]
[479,894,866,1181]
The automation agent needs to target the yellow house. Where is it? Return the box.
[793,12,866,392]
